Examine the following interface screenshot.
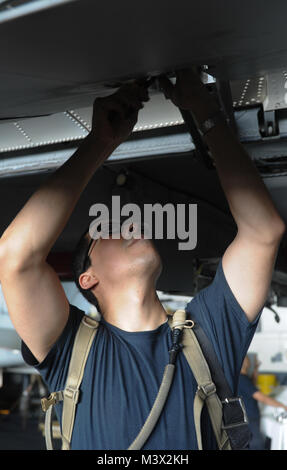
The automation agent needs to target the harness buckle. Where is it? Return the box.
[82,315,99,329]
[221,397,249,430]
[64,386,80,404]
[41,391,63,412]
[197,382,217,400]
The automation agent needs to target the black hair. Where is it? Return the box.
[71,228,102,314]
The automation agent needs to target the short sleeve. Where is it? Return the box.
[21,304,84,393]
[185,258,262,392]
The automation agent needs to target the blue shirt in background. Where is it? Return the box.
[238,374,260,422]
[22,258,261,450]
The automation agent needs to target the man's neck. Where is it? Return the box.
[101,287,168,332]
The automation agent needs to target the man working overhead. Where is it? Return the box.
[0,69,285,450]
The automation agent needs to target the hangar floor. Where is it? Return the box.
[0,413,45,450]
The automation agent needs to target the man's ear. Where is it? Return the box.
[79,271,99,291]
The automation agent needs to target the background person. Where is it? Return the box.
[239,355,287,449]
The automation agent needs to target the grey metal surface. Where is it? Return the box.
[0,92,184,153]
[0,134,194,177]
[1,69,287,155]
[1,1,287,118]
[1,103,287,175]
[231,76,267,108]
[264,71,287,111]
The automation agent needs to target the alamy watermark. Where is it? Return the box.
[88,196,197,251]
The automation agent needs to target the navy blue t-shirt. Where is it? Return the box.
[238,374,260,422]
[22,258,261,450]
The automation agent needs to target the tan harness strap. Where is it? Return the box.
[42,310,231,451]
[61,315,99,450]
[181,326,230,450]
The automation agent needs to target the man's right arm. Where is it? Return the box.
[0,83,148,363]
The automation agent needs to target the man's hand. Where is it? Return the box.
[90,82,149,150]
[158,68,218,114]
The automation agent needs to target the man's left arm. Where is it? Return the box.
[159,70,285,324]
[189,76,285,323]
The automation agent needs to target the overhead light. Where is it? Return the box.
[0,0,78,24]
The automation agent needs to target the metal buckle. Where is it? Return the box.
[64,386,80,404]
[197,382,217,399]
[41,391,63,412]
[221,397,249,430]
[82,315,99,329]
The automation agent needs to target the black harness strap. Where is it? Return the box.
[192,322,251,450]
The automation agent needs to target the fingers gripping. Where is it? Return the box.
[94,81,149,123]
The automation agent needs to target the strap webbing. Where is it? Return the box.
[192,323,233,399]
[61,315,99,450]
[191,323,251,450]
[180,324,230,450]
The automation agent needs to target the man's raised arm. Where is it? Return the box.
[0,83,148,362]
[159,70,285,323]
